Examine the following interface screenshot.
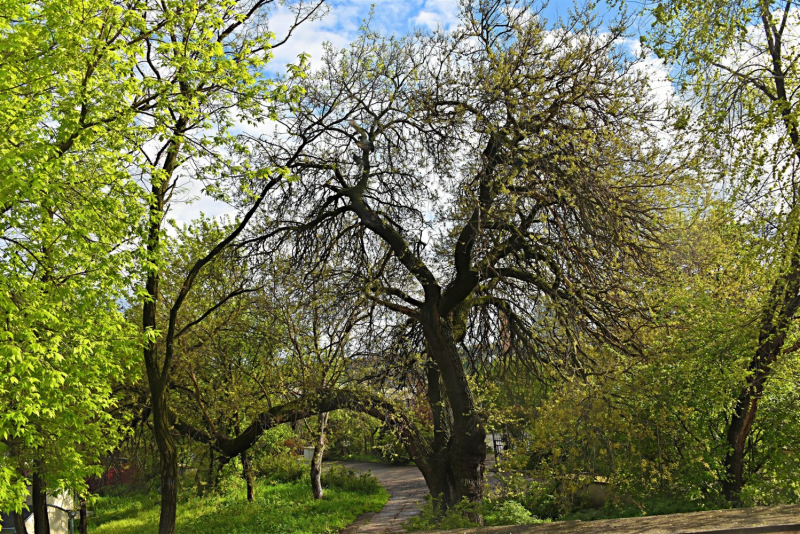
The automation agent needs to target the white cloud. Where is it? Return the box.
[170,0,465,229]
[412,0,460,30]
[626,38,674,107]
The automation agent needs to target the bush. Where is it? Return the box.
[405,495,547,531]
[487,471,560,519]
[254,453,306,483]
[215,458,247,497]
[483,500,539,526]
[322,464,382,494]
[405,497,478,531]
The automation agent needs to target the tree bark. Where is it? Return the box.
[205,446,216,494]
[79,497,88,534]
[151,384,178,534]
[31,470,50,534]
[418,312,486,521]
[13,510,27,534]
[310,412,329,500]
[240,451,254,502]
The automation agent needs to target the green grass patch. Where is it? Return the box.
[89,474,388,534]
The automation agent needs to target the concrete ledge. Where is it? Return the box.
[429,504,800,534]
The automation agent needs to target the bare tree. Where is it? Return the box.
[253,0,683,517]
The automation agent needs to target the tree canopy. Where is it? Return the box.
[5,0,800,531]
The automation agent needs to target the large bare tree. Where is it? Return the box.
[252,0,684,516]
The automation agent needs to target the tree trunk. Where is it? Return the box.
[31,470,50,534]
[416,401,485,518]
[149,377,178,534]
[240,451,254,502]
[205,446,216,494]
[141,125,181,534]
[310,412,329,500]
[79,497,88,534]
[418,312,486,522]
[723,400,752,502]
[13,511,27,534]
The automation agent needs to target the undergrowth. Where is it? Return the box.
[88,466,387,534]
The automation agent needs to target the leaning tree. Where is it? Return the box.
[646,0,800,502]
[253,0,686,516]
[124,1,324,532]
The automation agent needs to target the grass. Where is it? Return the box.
[88,475,388,534]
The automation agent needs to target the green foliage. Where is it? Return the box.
[249,427,307,484]
[321,464,383,494]
[406,494,548,530]
[88,477,388,534]
[486,472,560,519]
[487,209,789,512]
[645,4,800,502]
[565,496,708,522]
[737,353,800,505]
[405,497,480,531]
[0,0,146,509]
[483,500,540,526]
[254,454,307,484]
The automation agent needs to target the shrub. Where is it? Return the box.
[254,453,306,483]
[322,464,382,494]
[405,497,478,531]
[405,495,546,531]
[483,500,539,526]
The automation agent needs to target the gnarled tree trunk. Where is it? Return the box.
[416,311,486,521]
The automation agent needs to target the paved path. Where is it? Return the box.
[337,461,429,533]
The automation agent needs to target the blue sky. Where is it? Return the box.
[268,0,629,71]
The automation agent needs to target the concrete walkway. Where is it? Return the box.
[338,462,429,533]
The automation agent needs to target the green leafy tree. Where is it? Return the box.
[121,1,321,531]
[503,209,769,512]
[2,1,321,532]
[1,0,148,529]
[646,0,800,501]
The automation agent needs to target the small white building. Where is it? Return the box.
[0,489,73,534]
